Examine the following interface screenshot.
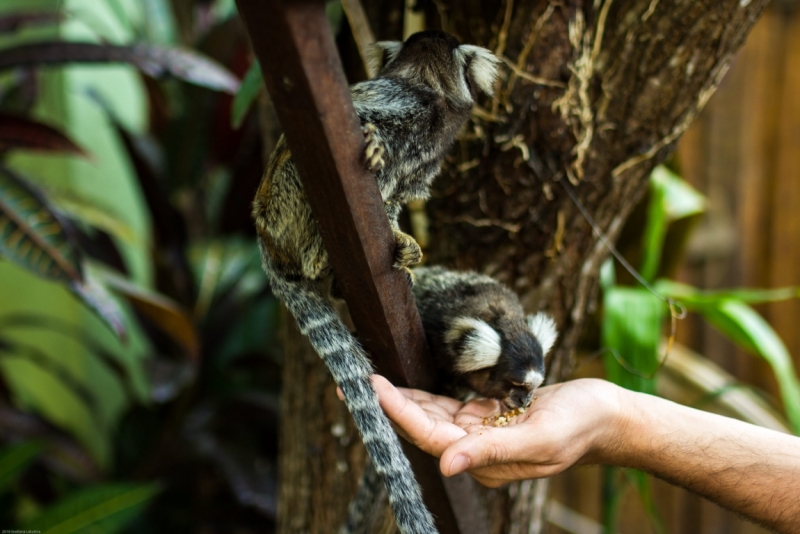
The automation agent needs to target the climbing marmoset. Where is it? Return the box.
[341,266,558,534]
[253,32,500,534]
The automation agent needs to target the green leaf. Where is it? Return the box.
[190,237,267,319]
[0,441,44,493]
[602,287,666,394]
[655,279,800,305]
[45,188,141,246]
[69,267,129,342]
[231,61,262,129]
[0,169,130,340]
[0,356,104,462]
[23,482,161,534]
[95,266,199,361]
[141,0,178,45]
[639,171,668,283]
[699,300,800,433]
[0,11,60,34]
[640,166,706,283]
[655,165,705,221]
[0,166,83,284]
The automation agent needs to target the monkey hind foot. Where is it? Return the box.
[392,229,423,270]
[362,123,385,172]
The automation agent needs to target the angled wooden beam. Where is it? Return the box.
[232,0,489,533]
[235,0,434,390]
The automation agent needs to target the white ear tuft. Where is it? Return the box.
[366,41,402,76]
[455,44,501,96]
[527,313,558,356]
[447,317,502,373]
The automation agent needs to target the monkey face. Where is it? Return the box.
[368,30,500,104]
[445,312,556,408]
[460,344,545,409]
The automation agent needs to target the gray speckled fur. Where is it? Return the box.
[253,32,500,534]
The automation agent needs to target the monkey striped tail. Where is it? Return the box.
[340,458,387,534]
[266,269,438,534]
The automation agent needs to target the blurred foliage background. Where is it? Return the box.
[0,0,799,533]
[0,0,281,531]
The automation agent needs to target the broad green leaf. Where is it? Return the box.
[231,61,261,129]
[655,165,705,221]
[0,167,83,284]
[190,238,267,318]
[699,300,800,433]
[45,188,140,246]
[0,441,44,493]
[0,314,138,404]
[69,267,128,342]
[0,12,60,34]
[141,0,177,45]
[0,169,129,339]
[659,343,790,432]
[655,279,800,305]
[23,482,161,534]
[0,42,240,94]
[639,171,667,283]
[1,341,101,423]
[96,266,199,361]
[602,287,666,394]
[640,166,706,283]
[0,356,104,461]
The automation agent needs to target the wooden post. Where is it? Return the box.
[233,0,488,532]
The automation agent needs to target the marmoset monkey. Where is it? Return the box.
[341,266,558,534]
[413,266,557,408]
[253,31,500,534]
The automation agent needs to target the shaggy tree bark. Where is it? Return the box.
[273,0,769,532]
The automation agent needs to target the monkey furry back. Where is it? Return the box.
[253,32,500,534]
[253,31,500,282]
[341,267,558,534]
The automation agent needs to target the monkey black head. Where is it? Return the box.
[367,30,501,103]
[444,312,558,409]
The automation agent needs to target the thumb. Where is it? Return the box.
[440,426,530,477]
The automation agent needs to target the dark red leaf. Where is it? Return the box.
[0,113,89,156]
[0,12,61,34]
[0,42,240,94]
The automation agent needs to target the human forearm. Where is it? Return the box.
[611,390,800,533]
[371,376,800,532]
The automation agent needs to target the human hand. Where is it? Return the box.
[370,375,630,488]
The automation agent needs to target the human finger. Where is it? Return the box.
[396,386,466,416]
[439,424,549,478]
[371,375,467,457]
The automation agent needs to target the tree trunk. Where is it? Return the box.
[273,0,769,532]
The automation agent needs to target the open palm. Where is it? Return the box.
[369,375,625,487]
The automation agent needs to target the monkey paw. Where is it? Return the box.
[400,266,416,287]
[362,123,385,172]
[393,229,423,269]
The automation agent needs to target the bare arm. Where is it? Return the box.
[369,376,800,533]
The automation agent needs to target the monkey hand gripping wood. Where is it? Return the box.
[252,31,500,534]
